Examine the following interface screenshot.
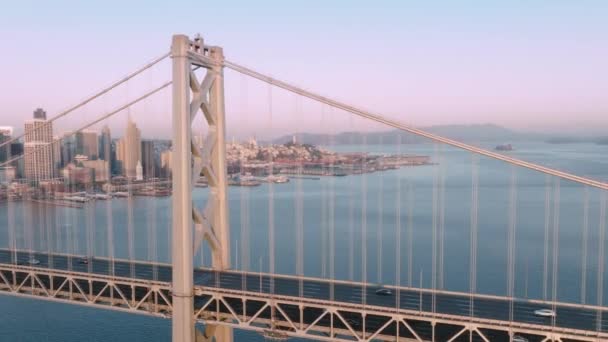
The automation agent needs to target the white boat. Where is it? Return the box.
[90,193,111,200]
[113,192,130,198]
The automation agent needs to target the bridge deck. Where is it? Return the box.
[1,250,606,341]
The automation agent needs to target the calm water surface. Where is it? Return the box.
[1,142,607,341]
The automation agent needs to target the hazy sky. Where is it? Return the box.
[1,0,607,138]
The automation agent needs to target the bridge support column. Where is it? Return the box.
[196,325,233,342]
[171,34,196,342]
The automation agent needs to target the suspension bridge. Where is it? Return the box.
[0,34,607,342]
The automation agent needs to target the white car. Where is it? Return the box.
[513,335,528,342]
[27,258,40,265]
[534,309,556,317]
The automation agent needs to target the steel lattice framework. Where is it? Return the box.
[1,263,606,342]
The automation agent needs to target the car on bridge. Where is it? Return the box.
[375,288,393,296]
[513,335,528,342]
[533,309,556,317]
[26,258,40,265]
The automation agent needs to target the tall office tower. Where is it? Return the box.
[75,130,98,160]
[10,142,24,178]
[99,125,112,180]
[60,132,76,167]
[52,136,62,171]
[0,126,13,162]
[116,116,141,178]
[24,112,55,183]
[160,149,172,178]
[141,140,156,179]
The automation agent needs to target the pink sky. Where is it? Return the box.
[1,1,607,139]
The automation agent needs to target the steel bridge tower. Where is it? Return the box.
[171,34,232,342]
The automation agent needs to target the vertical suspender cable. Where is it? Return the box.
[348,116,355,281]
[507,166,517,322]
[396,133,402,312]
[295,96,304,298]
[362,133,368,306]
[7,190,15,264]
[408,181,414,288]
[551,178,560,327]
[377,135,383,284]
[581,186,589,304]
[431,144,439,313]
[439,145,446,290]
[597,191,606,332]
[470,154,479,318]
[329,106,336,300]
[107,190,115,276]
[543,175,552,300]
[267,83,276,312]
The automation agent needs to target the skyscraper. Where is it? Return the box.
[24,109,54,183]
[60,132,76,167]
[99,125,112,180]
[0,127,15,184]
[141,140,156,179]
[0,126,12,163]
[116,116,141,178]
[33,108,47,120]
[75,130,98,160]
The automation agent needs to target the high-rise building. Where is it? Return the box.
[99,125,112,180]
[24,109,55,183]
[116,116,141,178]
[52,136,62,171]
[160,149,172,178]
[0,127,15,184]
[60,132,76,167]
[33,108,47,120]
[141,140,156,179]
[75,130,98,160]
[135,160,143,181]
[10,142,24,178]
[0,126,13,163]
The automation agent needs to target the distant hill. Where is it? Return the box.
[595,137,608,145]
[273,124,538,145]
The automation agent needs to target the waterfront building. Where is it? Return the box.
[0,167,15,184]
[61,163,93,185]
[81,159,109,183]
